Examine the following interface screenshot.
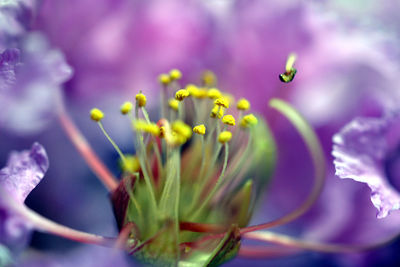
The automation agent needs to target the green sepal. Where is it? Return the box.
[204,224,241,267]
[132,220,180,267]
[249,118,276,203]
[229,180,253,227]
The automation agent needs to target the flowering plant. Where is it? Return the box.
[2,62,399,266]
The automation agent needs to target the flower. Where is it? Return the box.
[3,0,400,266]
[96,70,274,265]
[332,112,400,219]
[3,68,353,266]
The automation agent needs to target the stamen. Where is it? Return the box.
[241,98,326,234]
[218,131,232,143]
[123,173,144,229]
[0,189,114,247]
[135,93,147,108]
[238,245,298,259]
[133,120,160,136]
[208,88,222,99]
[90,108,104,122]
[222,115,236,126]
[57,107,118,191]
[193,124,206,187]
[90,108,129,167]
[202,70,217,87]
[191,141,231,220]
[158,74,171,86]
[135,130,159,225]
[169,68,182,81]
[240,114,258,128]
[175,89,190,101]
[158,74,170,119]
[120,101,133,115]
[193,124,206,135]
[119,155,140,173]
[236,98,250,111]
[168,98,179,111]
[243,230,400,254]
[210,105,224,119]
[214,97,229,109]
[159,148,181,222]
[168,120,192,146]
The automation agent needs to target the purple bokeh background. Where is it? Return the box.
[2,0,400,266]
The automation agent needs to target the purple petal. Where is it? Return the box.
[0,143,47,252]
[0,33,73,134]
[0,142,49,203]
[0,48,20,92]
[332,113,400,218]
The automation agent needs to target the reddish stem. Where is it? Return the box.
[243,231,400,253]
[240,99,326,234]
[58,111,118,191]
[238,245,299,258]
[179,222,227,233]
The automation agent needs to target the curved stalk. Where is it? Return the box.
[1,191,114,247]
[243,231,400,253]
[241,98,326,234]
[238,245,299,258]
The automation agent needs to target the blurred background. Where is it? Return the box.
[1,0,400,266]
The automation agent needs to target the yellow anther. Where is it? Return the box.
[236,98,250,111]
[218,131,232,144]
[185,84,208,99]
[193,124,206,135]
[168,98,179,111]
[207,88,222,99]
[120,155,140,173]
[135,93,147,107]
[159,126,166,138]
[169,69,182,80]
[175,89,190,101]
[120,101,133,115]
[214,97,229,108]
[186,84,199,96]
[172,120,192,139]
[210,105,224,119]
[90,108,104,122]
[159,74,171,85]
[197,88,208,98]
[240,113,258,128]
[163,120,192,146]
[202,70,217,86]
[134,120,160,136]
[222,115,236,126]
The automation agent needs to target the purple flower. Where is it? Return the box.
[0,142,48,252]
[332,112,400,218]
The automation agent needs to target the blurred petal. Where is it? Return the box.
[0,143,48,251]
[1,142,48,203]
[333,112,400,218]
[0,33,73,134]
